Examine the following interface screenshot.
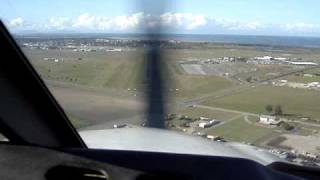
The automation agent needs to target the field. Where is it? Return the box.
[48,81,145,129]
[286,75,320,83]
[24,48,237,129]
[163,45,320,61]
[266,134,320,154]
[25,48,235,100]
[203,85,320,121]
[236,64,300,82]
[21,42,320,155]
[285,67,320,83]
[177,107,238,121]
[25,49,145,89]
[204,116,280,144]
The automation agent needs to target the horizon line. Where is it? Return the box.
[13,32,320,39]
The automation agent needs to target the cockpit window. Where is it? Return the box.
[2,0,320,167]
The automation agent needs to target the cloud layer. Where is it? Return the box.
[5,12,320,35]
[8,17,24,28]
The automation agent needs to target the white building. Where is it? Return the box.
[307,82,320,87]
[254,56,273,60]
[279,80,288,83]
[288,61,318,66]
[303,74,314,77]
[206,135,220,140]
[106,48,122,52]
[199,120,219,128]
[199,117,209,120]
[274,57,287,61]
[259,115,280,125]
[113,124,127,128]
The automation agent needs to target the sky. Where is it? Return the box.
[1,0,320,36]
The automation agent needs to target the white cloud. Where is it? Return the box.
[6,14,260,32]
[284,22,320,32]
[46,17,71,30]
[160,13,207,30]
[214,18,263,30]
[73,13,97,28]
[72,12,144,31]
[6,12,320,35]
[113,12,144,30]
[9,17,24,27]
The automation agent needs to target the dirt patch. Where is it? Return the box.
[47,82,145,129]
[280,134,320,154]
[266,136,292,150]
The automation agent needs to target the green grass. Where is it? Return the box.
[28,49,145,89]
[297,127,314,136]
[26,48,320,122]
[286,74,320,83]
[203,85,320,121]
[28,49,235,99]
[205,116,278,144]
[284,67,320,83]
[173,74,234,99]
[247,115,259,123]
[236,64,293,82]
[177,107,238,121]
[167,63,235,99]
[66,113,90,129]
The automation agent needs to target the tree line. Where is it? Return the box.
[265,104,283,115]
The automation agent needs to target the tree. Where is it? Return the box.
[274,105,283,115]
[281,122,294,131]
[265,105,273,114]
[237,57,246,62]
[246,76,252,82]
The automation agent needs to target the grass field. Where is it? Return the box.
[204,86,320,120]
[236,64,297,82]
[177,107,238,121]
[164,51,236,99]
[282,67,320,83]
[205,116,280,144]
[20,45,320,155]
[162,46,320,61]
[24,47,320,138]
[26,49,145,89]
[286,74,320,83]
[171,72,235,99]
[203,85,320,120]
[26,49,235,99]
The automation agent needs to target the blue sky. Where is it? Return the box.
[1,0,320,36]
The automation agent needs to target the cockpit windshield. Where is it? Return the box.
[2,0,320,167]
